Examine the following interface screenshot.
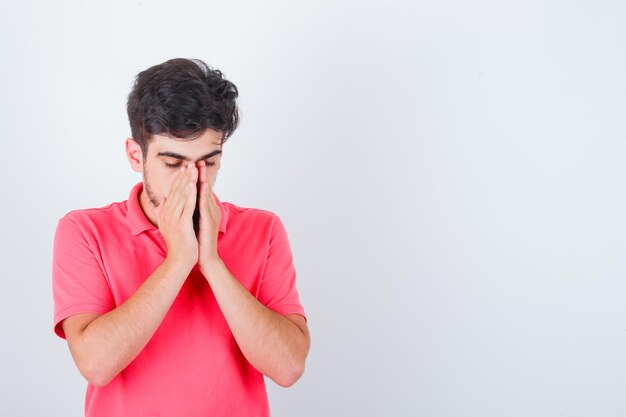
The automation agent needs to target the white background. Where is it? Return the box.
[1,1,625,416]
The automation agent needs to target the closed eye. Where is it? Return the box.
[164,161,216,169]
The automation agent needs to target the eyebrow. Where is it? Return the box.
[156,150,222,161]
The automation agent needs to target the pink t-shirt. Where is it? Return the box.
[52,182,306,417]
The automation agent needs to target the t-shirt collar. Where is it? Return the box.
[126,182,228,236]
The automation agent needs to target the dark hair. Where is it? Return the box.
[127,58,239,155]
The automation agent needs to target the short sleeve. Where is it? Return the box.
[52,215,115,339]
[257,216,306,320]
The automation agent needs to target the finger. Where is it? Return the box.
[168,164,189,198]
[198,160,206,185]
[204,188,220,222]
[203,176,216,215]
[199,182,209,220]
[163,165,183,201]
[181,181,197,221]
[206,186,215,211]
[189,162,198,185]
[175,163,197,218]
[167,165,191,216]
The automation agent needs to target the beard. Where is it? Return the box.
[143,171,161,208]
[144,171,201,234]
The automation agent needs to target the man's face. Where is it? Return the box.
[129,129,223,226]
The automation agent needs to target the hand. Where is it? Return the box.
[156,162,199,269]
[197,160,222,271]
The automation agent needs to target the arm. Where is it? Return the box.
[63,258,193,387]
[62,164,200,387]
[201,258,310,387]
[197,161,310,387]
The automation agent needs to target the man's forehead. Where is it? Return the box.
[149,133,222,156]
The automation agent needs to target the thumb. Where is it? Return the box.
[199,184,208,216]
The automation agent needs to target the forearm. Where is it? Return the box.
[200,258,309,387]
[72,258,192,386]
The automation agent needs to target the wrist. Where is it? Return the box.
[163,255,195,276]
[199,255,224,277]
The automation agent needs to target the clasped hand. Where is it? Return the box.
[155,161,222,270]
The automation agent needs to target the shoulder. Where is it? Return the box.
[57,199,128,237]
[224,201,279,222]
[222,201,286,237]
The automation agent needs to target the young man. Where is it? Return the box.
[52,58,309,417]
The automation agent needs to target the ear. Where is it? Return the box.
[125,138,144,173]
